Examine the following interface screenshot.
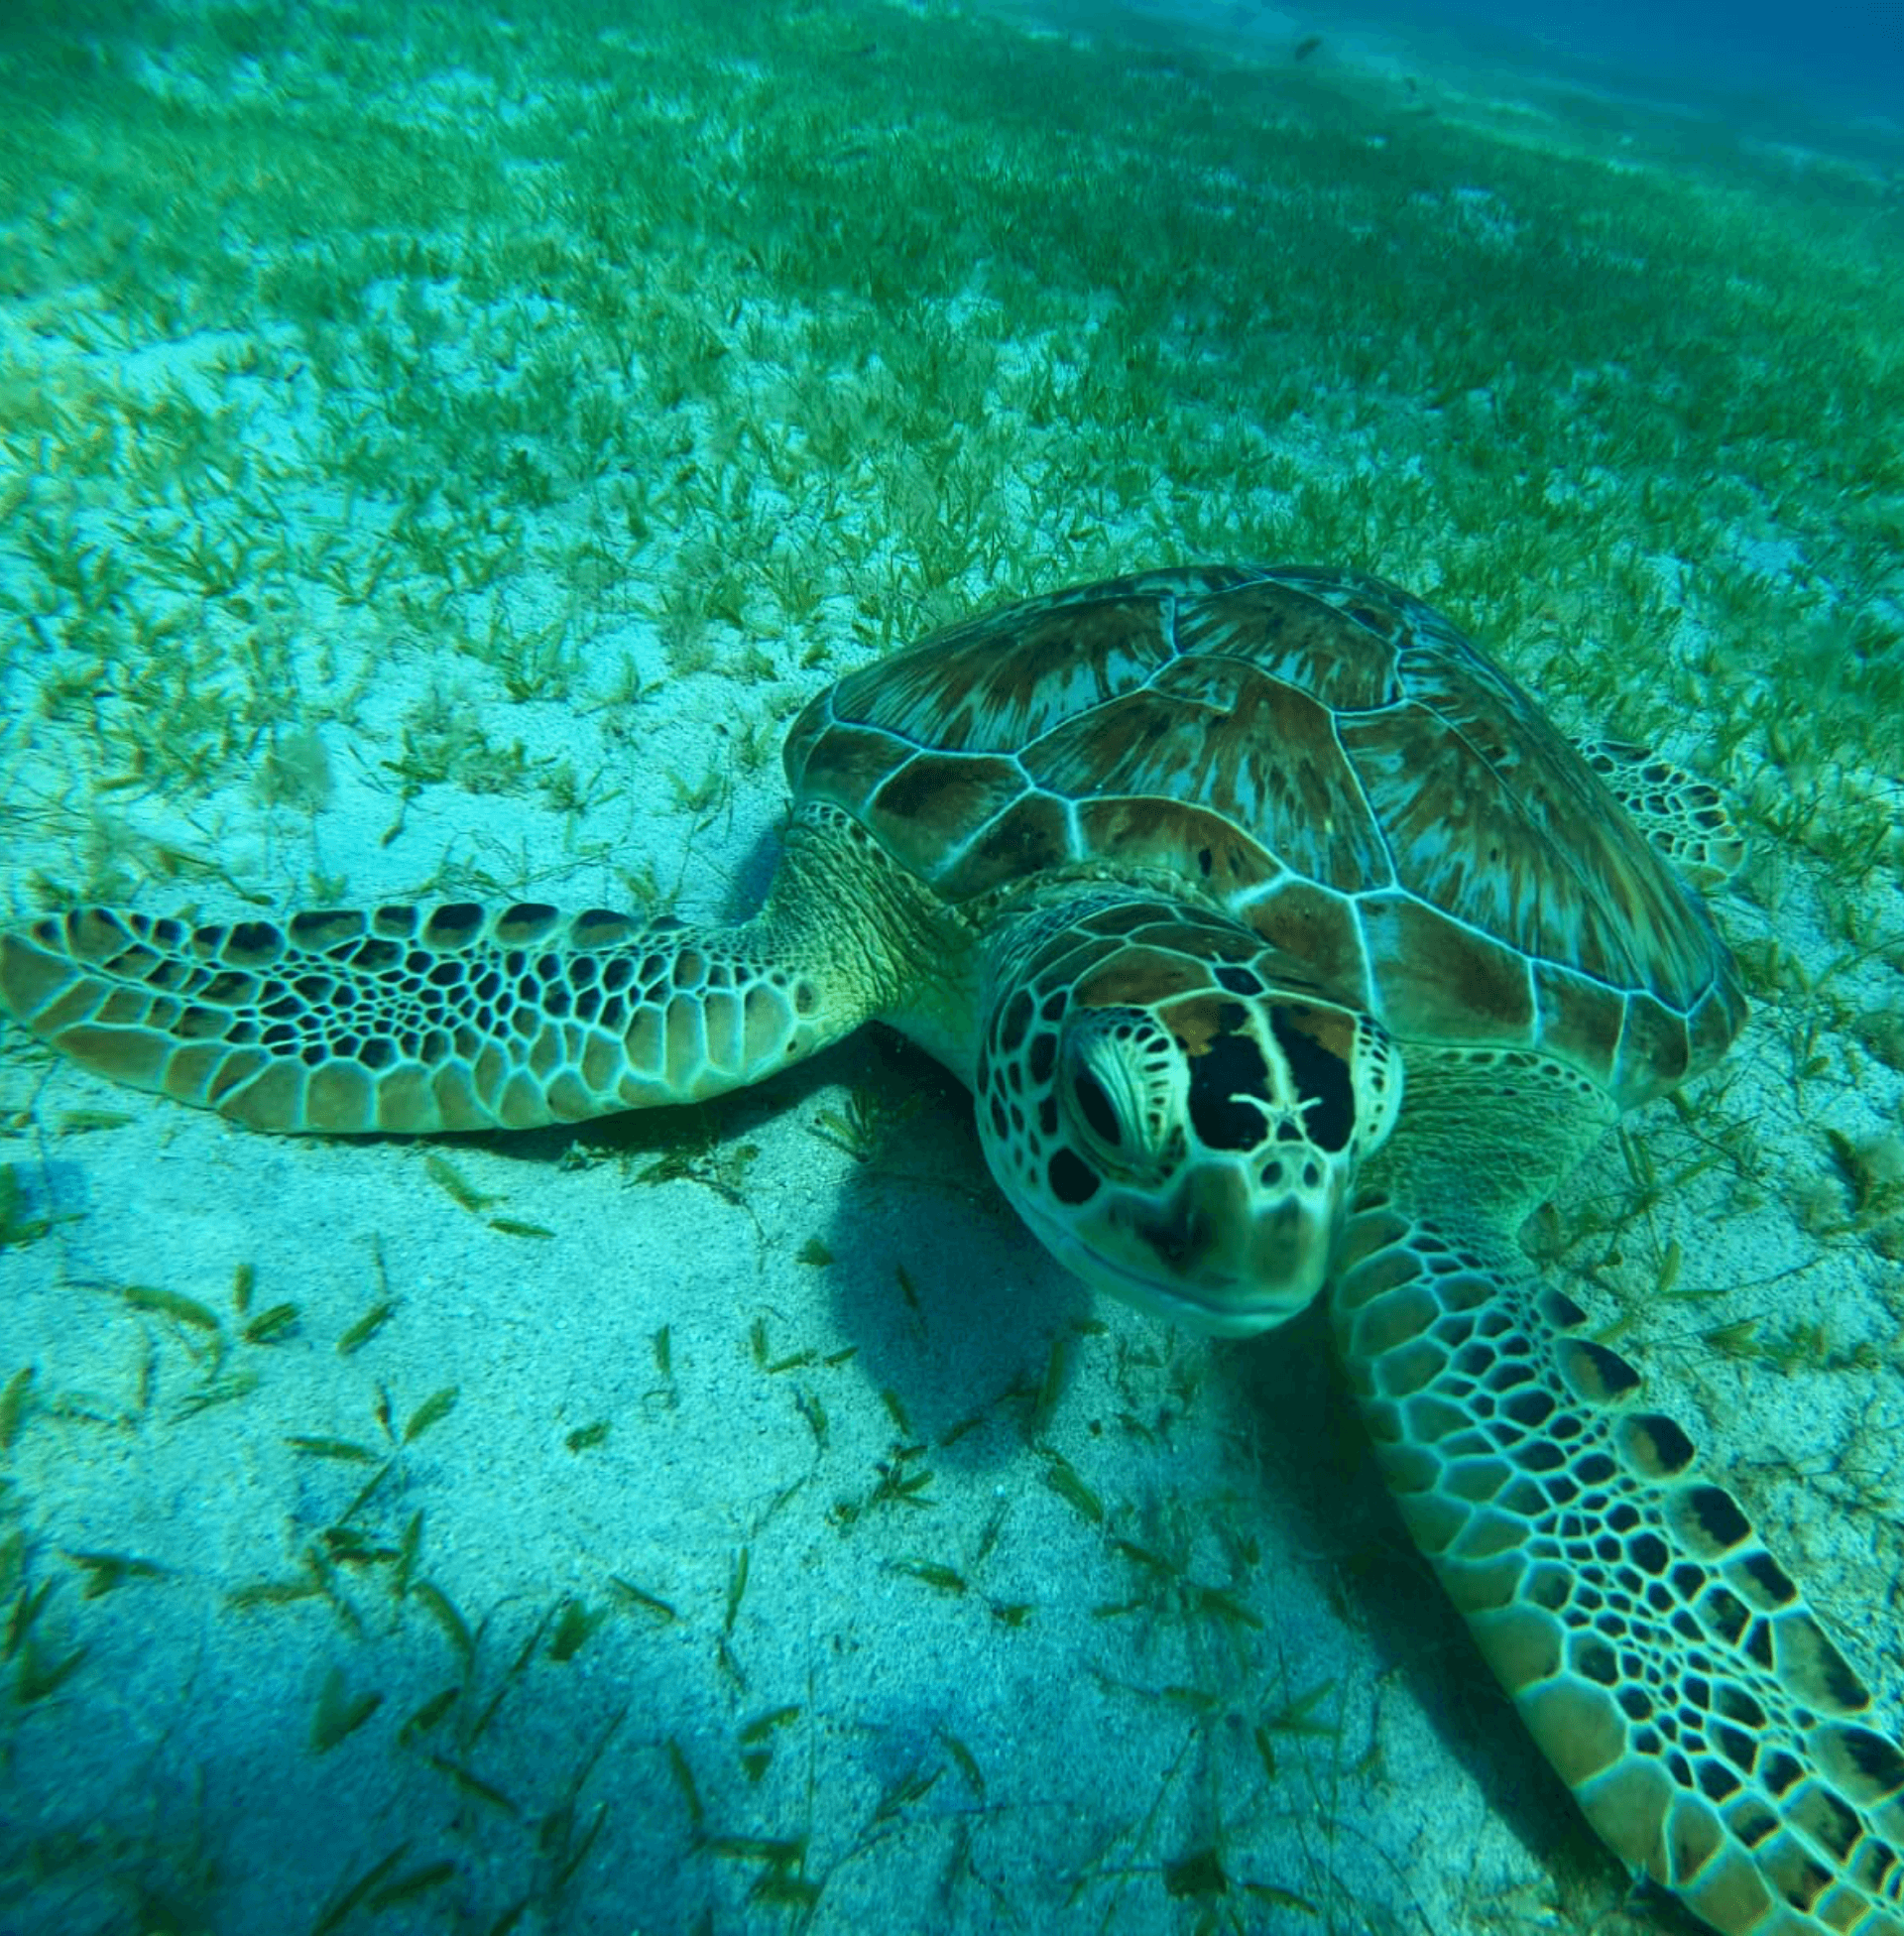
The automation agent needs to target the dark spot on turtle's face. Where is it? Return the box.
[1048,1146,1100,1206]
[999,988,1033,1054]
[1196,846,1213,878]
[1185,1022,1271,1151]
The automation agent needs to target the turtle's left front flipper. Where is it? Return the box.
[1331,1189,1904,1936]
[0,899,854,1136]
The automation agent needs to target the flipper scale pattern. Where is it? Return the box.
[0,901,826,1133]
[1333,1187,1904,1936]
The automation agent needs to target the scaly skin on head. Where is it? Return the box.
[970,891,1400,1334]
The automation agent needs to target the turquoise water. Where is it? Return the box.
[1,3,1900,1934]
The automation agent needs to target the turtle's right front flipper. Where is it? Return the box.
[0,900,842,1136]
[1332,1189,1904,1936]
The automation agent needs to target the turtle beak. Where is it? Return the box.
[1047,1133,1347,1335]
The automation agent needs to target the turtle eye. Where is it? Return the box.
[1070,1066,1122,1149]
[1060,1019,1176,1175]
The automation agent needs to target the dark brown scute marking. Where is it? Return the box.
[1612,991,1694,1106]
[1170,574,1403,710]
[1407,645,1726,987]
[419,904,485,949]
[1033,667,1390,890]
[1265,1004,1355,1150]
[177,1004,230,1041]
[1628,1531,1670,1573]
[571,908,637,947]
[1265,999,1358,1071]
[1830,1728,1904,1800]
[1185,1009,1274,1150]
[866,752,1026,880]
[781,716,903,808]
[1539,1287,1590,1330]
[1077,947,1208,1013]
[494,903,561,944]
[1687,976,1751,1074]
[1733,1550,1797,1609]
[1732,1800,1780,1849]
[1358,891,1534,1040]
[1790,1785,1861,1862]
[938,792,1075,900]
[1078,902,1174,941]
[1047,1146,1099,1205]
[68,908,133,962]
[998,989,1034,1054]
[222,919,288,965]
[1780,1618,1871,1715]
[1767,1846,1833,1912]
[1242,878,1371,1010]
[1155,993,1233,1060]
[1714,1685,1766,1728]
[816,586,1173,757]
[1686,1487,1751,1552]
[1710,1727,1756,1773]
[290,908,366,950]
[1529,958,1624,1089]
[1560,1338,1642,1402]
[1618,1411,1696,1477]
[1071,794,1274,899]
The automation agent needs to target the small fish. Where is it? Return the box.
[1293,34,1322,60]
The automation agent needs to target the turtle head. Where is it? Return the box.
[975,904,1401,1336]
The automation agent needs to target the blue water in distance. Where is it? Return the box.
[1370,0,1903,115]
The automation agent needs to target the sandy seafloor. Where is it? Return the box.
[1,2,1901,1934]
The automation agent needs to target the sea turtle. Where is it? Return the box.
[3,563,1901,1935]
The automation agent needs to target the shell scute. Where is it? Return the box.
[1241,877,1374,1014]
[835,586,1175,755]
[866,752,1027,882]
[937,791,1076,900]
[1358,891,1537,1044]
[1170,573,1403,709]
